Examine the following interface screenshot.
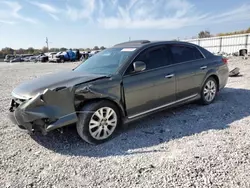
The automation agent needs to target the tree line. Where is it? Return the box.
[198,27,250,38]
[0,46,106,57]
[2,26,250,56]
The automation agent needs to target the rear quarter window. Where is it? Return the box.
[198,47,214,58]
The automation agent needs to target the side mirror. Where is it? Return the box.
[133,61,146,72]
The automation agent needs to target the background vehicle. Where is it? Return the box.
[38,53,49,62]
[8,40,229,145]
[48,52,57,62]
[9,55,25,63]
[48,50,77,63]
[49,51,63,62]
[4,55,15,62]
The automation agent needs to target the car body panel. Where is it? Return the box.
[8,88,77,133]
[74,76,125,116]
[173,61,199,100]
[12,70,108,99]
[9,75,116,133]
[123,66,176,117]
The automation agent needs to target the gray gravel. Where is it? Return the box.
[0,58,250,188]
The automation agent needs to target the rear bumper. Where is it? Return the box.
[219,66,229,90]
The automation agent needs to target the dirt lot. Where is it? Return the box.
[0,58,250,188]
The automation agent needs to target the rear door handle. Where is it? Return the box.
[165,74,175,79]
[200,66,207,70]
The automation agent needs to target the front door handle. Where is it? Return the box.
[165,74,175,79]
[200,66,207,70]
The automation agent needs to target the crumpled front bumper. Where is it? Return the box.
[8,88,78,134]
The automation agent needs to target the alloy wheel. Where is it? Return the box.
[203,80,216,102]
[89,107,117,140]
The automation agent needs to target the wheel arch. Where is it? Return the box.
[76,98,126,118]
[202,70,220,91]
[209,75,219,91]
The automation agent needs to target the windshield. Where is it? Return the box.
[74,47,137,75]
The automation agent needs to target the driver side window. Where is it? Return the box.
[125,46,169,75]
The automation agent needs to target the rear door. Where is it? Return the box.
[122,45,176,118]
[193,47,222,88]
[168,44,206,100]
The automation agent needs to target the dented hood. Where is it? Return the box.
[12,70,107,99]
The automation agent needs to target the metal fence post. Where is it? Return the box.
[219,37,222,52]
[245,34,249,49]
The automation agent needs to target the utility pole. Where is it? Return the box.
[46,37,49,51]
[129,37,131,41]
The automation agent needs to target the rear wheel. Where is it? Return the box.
[200,77,218,105]
[76,101,121,145]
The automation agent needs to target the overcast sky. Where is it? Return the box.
[0,0,250,49]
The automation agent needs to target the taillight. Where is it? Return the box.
[222,57,228,64]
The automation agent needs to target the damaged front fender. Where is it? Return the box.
[9,87,78,133]
[75,82,126,117]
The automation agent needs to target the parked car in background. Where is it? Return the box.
[48,50,77,63]
[38,53,49,62]
[4,55,15,62]
[8,40,229,145]
[67,49,76,61]
[51,51,74,63]
[49,52,63,63]
[28,55,39,62]
[47,52,57,62]
[9,55,25,63]
[89,50,101,58]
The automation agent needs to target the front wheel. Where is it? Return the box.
[200,77,218,105]
[76,101,121,145]
[60,58,65,63]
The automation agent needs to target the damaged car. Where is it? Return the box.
[8,40,229,144]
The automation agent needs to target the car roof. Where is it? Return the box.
[112,40,200,49]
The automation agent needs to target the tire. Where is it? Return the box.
[76,100,121,145]
[200,77,218,105]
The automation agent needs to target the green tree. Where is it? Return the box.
[198,30,211,38]
[100,46,106,50]
[16,48,25,54]
[42,46,48,53]
[1,47,14,55]
[93,46,99,50]
[60,47,67,51]
[49,48,60,52]
[27,47,35,54]
[246,27,250,33]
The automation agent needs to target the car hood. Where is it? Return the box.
[12,70,108,99]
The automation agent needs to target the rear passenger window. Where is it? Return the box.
[170,45,204,63]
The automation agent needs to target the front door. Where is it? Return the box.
[122,45,176,118]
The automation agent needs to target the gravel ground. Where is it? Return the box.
[0,58,250,188]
